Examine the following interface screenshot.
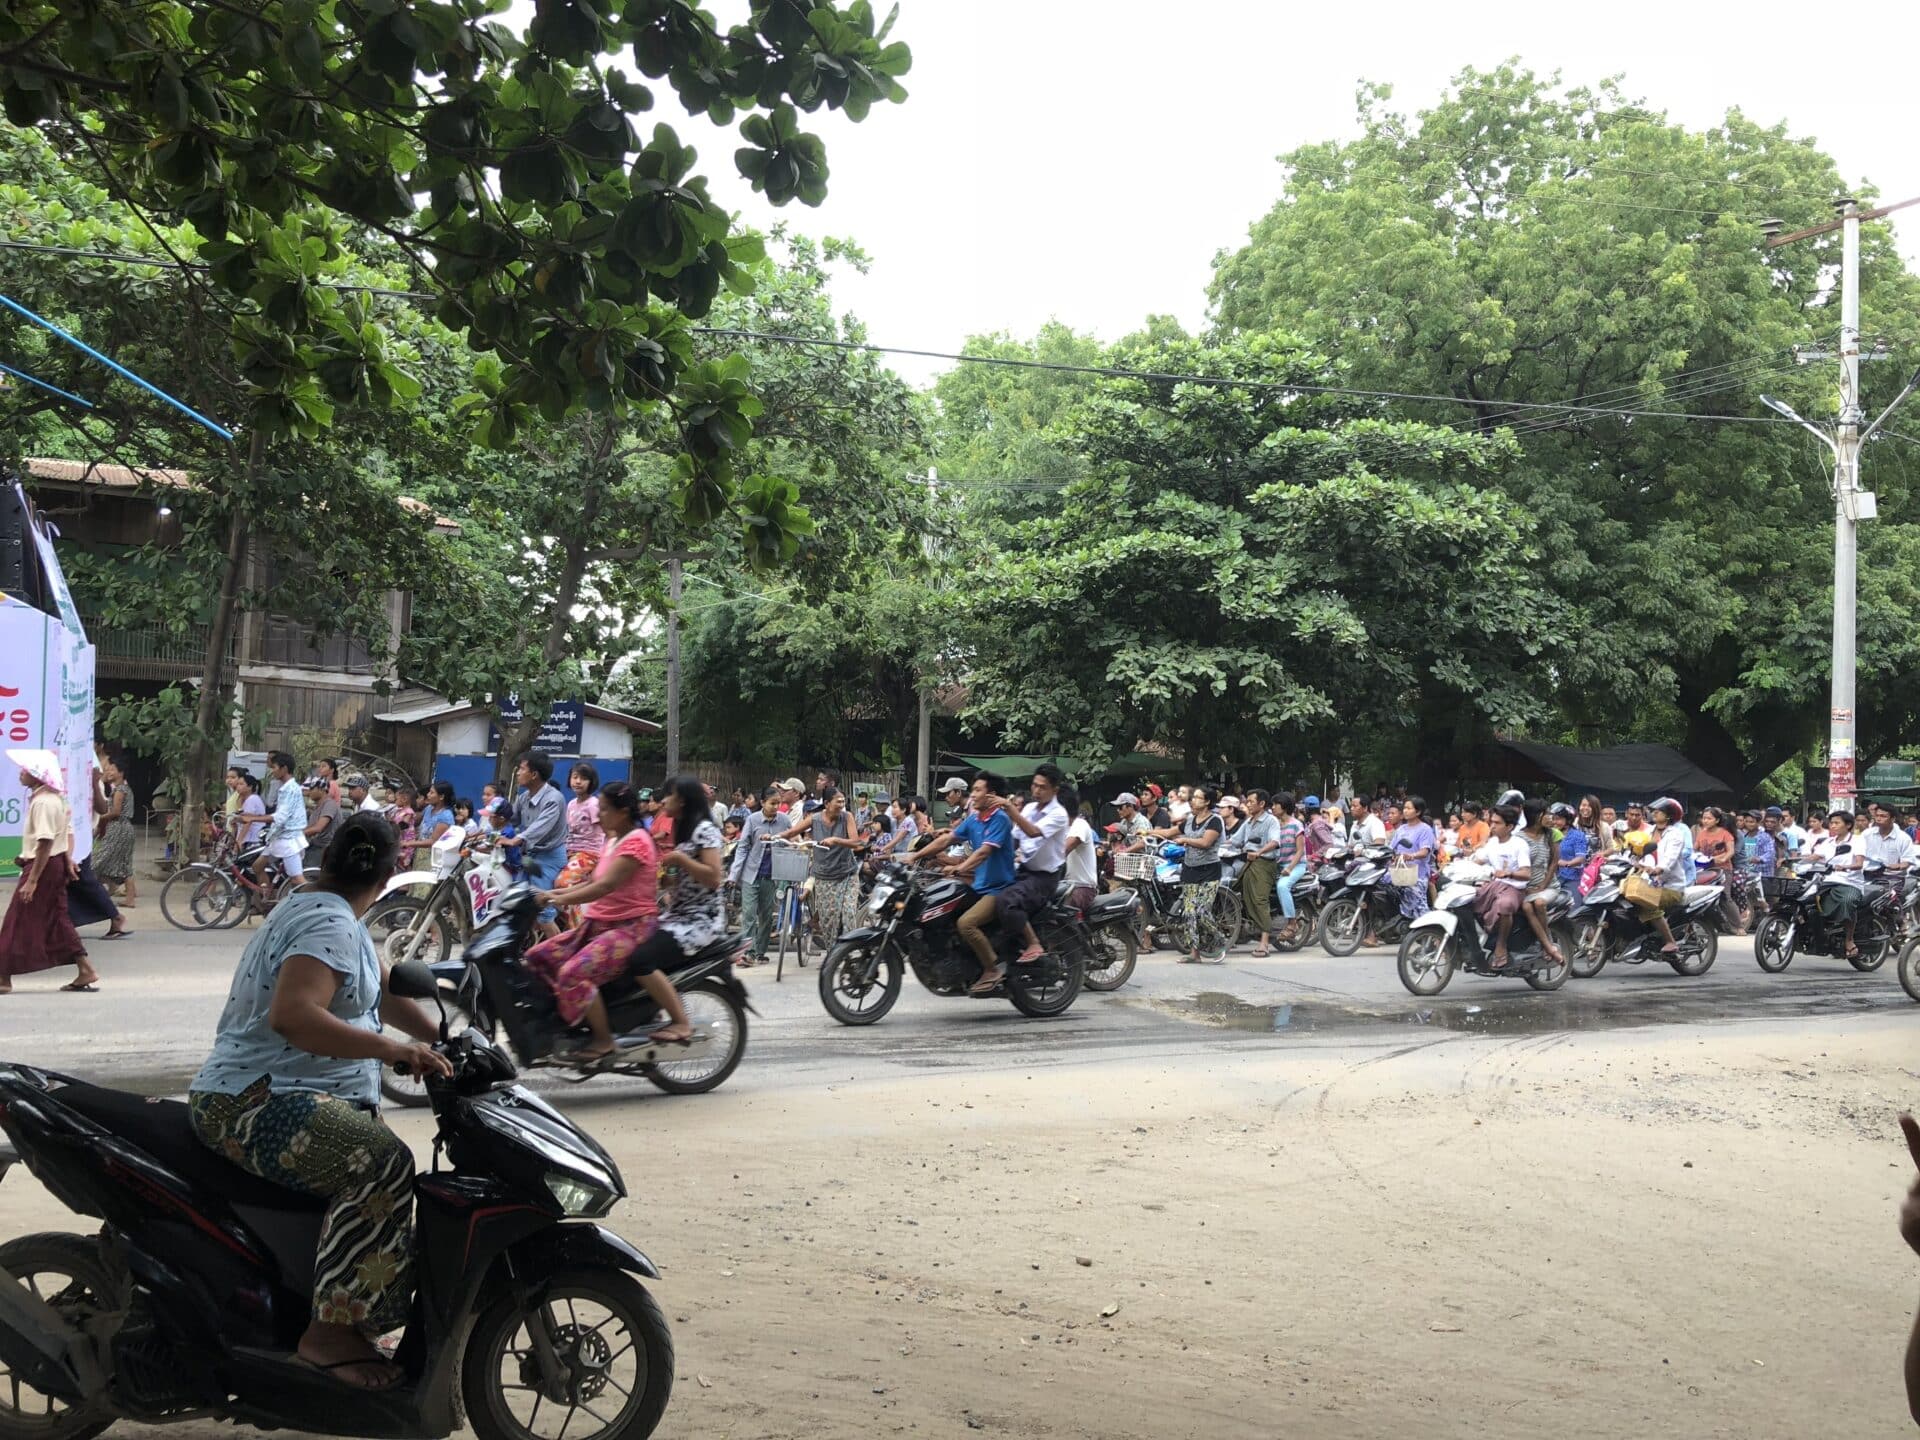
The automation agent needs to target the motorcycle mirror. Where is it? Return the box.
[389,958,442,1004]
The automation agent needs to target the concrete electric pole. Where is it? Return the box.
[1762,196,1920,811]
[665,555,681,774]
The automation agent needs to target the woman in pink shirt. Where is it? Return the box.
[531,781,689,1063]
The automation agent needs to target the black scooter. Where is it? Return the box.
[1753,856,1900,973]
[816,861,1112,1023]
[0,960,674,1440]
[382,886,753,1108]
[1569,856,1721,978]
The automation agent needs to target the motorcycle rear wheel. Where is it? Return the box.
[1083,927,1138,992]
[1668,919,1718,976]
[1318,897,1364,957]
[643,978,748,1094]
[1753,914,1794,973]
[463,1267,672,1440]
[1525,923,1576,991]
[1271,902,1317,953]
[1007,952,1084,1017]
[818,938,902,1025]
[1850,920,1893,972]
[0,1233,119,1440]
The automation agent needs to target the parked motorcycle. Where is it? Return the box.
[816,861,1101,1023]
[0,959,674,1440]
[1752,857,1901,973]
[364,828,510,967]
[381,886,751,1108]
[1396,860,1575,994]
[1568,855,1720,978]
[1316,846,1416,956]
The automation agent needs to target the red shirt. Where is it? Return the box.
[584,828,659,922]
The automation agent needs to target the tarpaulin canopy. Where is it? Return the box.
[1487,740,1735,799]
[942,751,1185,782]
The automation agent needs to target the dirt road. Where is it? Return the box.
[5,1008,1916,1438]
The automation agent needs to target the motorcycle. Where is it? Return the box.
[0,959,674,1440]
[1316,846,1416,956]
[1396,860,1576,994]
[1753,857,1901,974]
[1567,855,1721,978]
[364,828,510,967]
[1054,880,1144,992]
[381,885,752,1108]
[816,861,1105,1024]
[1247,866,1324,952]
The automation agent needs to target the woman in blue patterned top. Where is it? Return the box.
[188,813,452,1390]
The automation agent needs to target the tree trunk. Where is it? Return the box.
[178,430,261,861]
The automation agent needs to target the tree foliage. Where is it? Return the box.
[1208,63,1920,792]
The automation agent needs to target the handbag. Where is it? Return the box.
[1389,855,1421,887]
[1621,871,1663,908]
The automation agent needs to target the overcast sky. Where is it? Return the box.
[656,0,1920,385]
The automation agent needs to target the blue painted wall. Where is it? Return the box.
[433,754,630,806]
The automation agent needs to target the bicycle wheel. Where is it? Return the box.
[1209,886,1241,950]
[160,865,235,930]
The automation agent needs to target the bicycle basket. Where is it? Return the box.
[770,842,812,883]
[1112,851,1155,880]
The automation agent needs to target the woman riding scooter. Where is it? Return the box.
[187,814,454,1391]
[529,781,692,1065]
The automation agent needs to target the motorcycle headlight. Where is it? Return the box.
[545,1171,617,1218]
[868,886,894,913]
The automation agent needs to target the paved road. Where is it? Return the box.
[6,910,1913,1097]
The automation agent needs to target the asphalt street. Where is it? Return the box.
[4,909,1913,1098]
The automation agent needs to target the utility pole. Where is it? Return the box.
[665,555,681,774]
[1763,193,1920,811]
[914,467,940,800]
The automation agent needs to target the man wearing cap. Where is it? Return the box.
[1109,793,1150,854]
[346,774,381,814]
[251,750,308,891]
[1302,796,1339,862]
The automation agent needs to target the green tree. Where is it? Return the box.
[1208,63,1920,794]
[953,331,1564,793]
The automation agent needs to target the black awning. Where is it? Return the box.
[1488,740,1736,799]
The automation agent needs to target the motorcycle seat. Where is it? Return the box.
[1085,891,1135,918]
[52,1082,328,1213]
[676,933,745,968]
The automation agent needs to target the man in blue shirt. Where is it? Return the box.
[945,773,1016,992]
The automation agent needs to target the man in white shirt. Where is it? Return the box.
[1063,799,1100,909]
[992,763,1071,963]
[1779,808,1810,858]
[250,749,307,889]
[1356,797,1390,848]
[346,775,383,813]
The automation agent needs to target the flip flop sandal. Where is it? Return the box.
[291,1356,404,1391]
[60,981,100,993]
[99,929,131,941]
[968,978,1004,995]
[645,1031,694,1046]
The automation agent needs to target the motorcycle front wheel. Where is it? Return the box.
[363,893,454,967]
[1899,938,1920,1003]
[1396,928,1453,995]
[1083,926,1138,992]
[1569,918,1610,979]
[818,938,903,1025]
[463,1266,673,1440]
[643,978,748,1094]
[1753,914,1795,973]
[1318,896,1365,957]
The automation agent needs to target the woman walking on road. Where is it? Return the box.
[0,749,102,994]
[93,749,138,906]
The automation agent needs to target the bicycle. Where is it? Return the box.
[158,829,305,931]
[771,839,815,981]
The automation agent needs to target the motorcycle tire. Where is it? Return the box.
[380,1004,475,1109]
[1668,919,1718,976]
[1569,918,1609,979]
[464,1266,673,1440]
[364,894,454,968]
[1083,927,1138,992]
[818,938,903,1026]
[1850,922,1894,972]
[0,1232,119,1440]
[1318,896,1365,957]
[1396,927,1453,996]
[1525,922,1576,991]
[1753,914,1794,973]
[1007,951,1084,1018]
[1899,938,1920,1003]
[1272,902,1317,953]
[642,977,748,1094]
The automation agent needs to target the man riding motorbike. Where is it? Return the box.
[987,764,1072,966]
[187,813,454,1391]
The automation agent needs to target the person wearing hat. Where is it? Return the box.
[1109,793,1150,854]
[1629,798,1692,955]
[1,749,101,993]
[346,775,381,814]
[301,773,344,874]
[1302,795,1340,862]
